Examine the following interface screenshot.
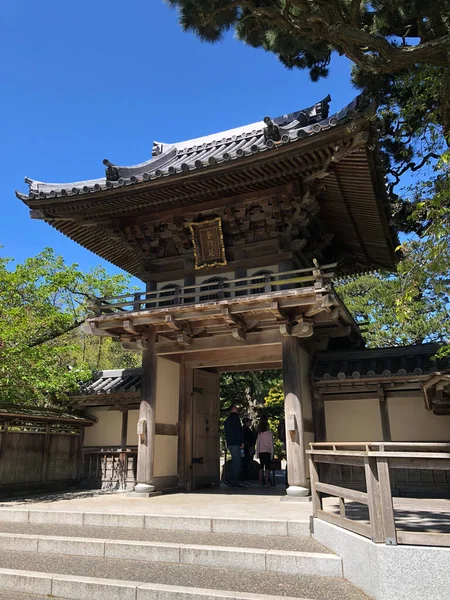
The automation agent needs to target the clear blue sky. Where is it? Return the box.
[1,0,356,280]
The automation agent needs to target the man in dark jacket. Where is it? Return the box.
[224,405,244,487]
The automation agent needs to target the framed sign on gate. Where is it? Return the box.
[189,217,227,270]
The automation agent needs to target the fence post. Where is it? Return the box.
[364,456,384,543]
[377,456,397,545]
[308,455,322,517]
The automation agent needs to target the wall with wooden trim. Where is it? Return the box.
[324,395,450,443]
[84,409,122,447]
[155,358,180,425]
[154,435,178,477]
[325,399,383,442]
[388,396,450,441]
[127,410,139,446]
[153,358,180,477]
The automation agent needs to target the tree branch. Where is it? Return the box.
[28,320,86,348]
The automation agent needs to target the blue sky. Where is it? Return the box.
[1,0,357,281]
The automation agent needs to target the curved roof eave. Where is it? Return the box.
[17,95,366,203]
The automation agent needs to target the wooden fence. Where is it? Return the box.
[0,419,84,493]
[308,442,450,547]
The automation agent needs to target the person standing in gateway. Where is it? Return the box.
[224,405,244,487]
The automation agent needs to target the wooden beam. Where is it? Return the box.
[185,345,281,369]
[156,329,280,355]
[155,423,178,436]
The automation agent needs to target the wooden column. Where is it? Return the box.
[282,336,310,497]
[178,356,187,487]
[312,391,326,442]
[378,387,392,442]
[185,367,194,491]
[135,328,157,494]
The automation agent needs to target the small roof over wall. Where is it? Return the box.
[0,404,96,425]
[73,368,141,407]
[313,343,449,383]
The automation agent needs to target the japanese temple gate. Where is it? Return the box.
[17,95,402,497]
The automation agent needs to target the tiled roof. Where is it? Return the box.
[77,368,141,396]
[0,404,95,424]
[16,95,363,201]
[313,343,449,381]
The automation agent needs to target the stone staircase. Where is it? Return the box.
[0,508,368,600]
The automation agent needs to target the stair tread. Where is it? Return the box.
[0,550,368,600]
[0,522,328,553]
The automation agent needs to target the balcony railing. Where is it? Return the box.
[89,262,336,317]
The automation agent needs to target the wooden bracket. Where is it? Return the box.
[231,328,246,342]
[177,332,192,348]
[123,320,140,336]
[280,320,314,338]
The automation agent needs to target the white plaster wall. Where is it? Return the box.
[388,396,450,441]
[325,399,383,442]
[127,409,139,446]
[154,435,178,477]
[247,265,279,277]
[156,279,184,291]
[195,271,234,285]
[155,358,180,425]
[83,409,122,447]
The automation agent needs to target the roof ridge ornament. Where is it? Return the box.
[103,159,120,182]
[152,142,163,157]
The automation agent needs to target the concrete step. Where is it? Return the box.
[0,551,369,600]
[0,521,326,553]
[0,531,341,577]
[0,508,310,536]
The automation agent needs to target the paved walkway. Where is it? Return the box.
[0,485,313,520]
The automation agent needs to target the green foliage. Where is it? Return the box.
[263,380,285,459]
[167,1,450,131]
[337,271,449,347]
[0,247,135,406]
[219,371,286,458]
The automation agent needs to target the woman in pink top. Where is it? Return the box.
[256,421,274,486]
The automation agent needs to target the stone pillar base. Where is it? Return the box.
[135,483,155,494]
[286,485,310,497]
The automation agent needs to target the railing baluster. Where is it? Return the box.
[309,455,322,517]
[376,456,397,545]
[364,456,384,543]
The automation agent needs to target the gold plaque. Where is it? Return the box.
[189,217,227,270]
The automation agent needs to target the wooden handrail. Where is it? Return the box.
[88,263,337,316]
[308,443,450,547]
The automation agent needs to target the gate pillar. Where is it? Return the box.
[135,328,157,494]
[282,336,310,497]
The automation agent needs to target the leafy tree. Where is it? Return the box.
[167,1,450,134]
[0,248,133,406]
[336,270,449,347]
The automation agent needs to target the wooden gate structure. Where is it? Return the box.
[17,94,410,496]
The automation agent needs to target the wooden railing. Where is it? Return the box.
[308,442,450,547]
[82,447,137,491]
[88,262,336,317]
